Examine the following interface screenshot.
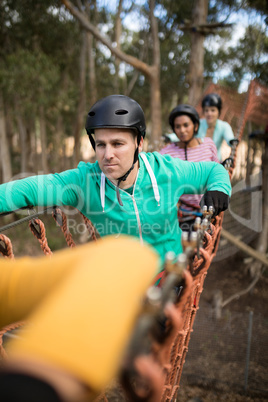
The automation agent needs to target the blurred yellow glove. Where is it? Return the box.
[0,236,158,391]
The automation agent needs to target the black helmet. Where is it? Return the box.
[85,95,146,150]
[202,93,222,113]
[169,104,200,134]
[86,95,146,206]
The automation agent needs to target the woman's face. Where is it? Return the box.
[203,106,219,126]
[173,115,197,142]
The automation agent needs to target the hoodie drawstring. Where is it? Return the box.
[100,153,160,211]
[101,172,106,211]
[139,153,160,206]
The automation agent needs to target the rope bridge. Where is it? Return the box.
[0,79,267,401]
[0,203,223,401]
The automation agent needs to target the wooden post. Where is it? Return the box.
[220,227,268,268]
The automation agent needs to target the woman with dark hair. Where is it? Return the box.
[196,93,234,161]
[160,104,220,231]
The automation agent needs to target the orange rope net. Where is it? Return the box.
[0,234,14,259]
[158,215,224,401]
[29,218,53,256]
[52,207,76,248]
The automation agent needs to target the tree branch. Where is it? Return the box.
[221,274,260,308]
[149,0,160,67]
[220,228,268,268]
[179,21,233,35]
[60,0,152,77]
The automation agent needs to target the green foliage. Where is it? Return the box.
[217,24,268,88]
[0,49,60,110]
[246,0,268,14]
[0,0,267,170]
[0,0,83,170]
[155,0,195,25]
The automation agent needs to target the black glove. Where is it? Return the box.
[200,190,229,217]
[221,157,234,169]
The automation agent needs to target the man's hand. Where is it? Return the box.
[200,190,229,217]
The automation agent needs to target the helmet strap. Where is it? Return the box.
[116,145,140,206]
[88,134,95,150]
[180,133,196,161]
[184,144,188,161]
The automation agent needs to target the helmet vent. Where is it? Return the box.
[115,109,128,115]
[89,111,95,116]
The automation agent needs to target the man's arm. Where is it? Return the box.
[171,158,231,216]
[0,169,83,214]
[176,160,231,198]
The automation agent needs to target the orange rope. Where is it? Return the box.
[0,234,14,259]
[79,211,98,242]
[29,218,52,256]
[52,207,76,248]
[0,321,25,360]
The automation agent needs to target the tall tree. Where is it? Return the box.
[187,0,208,105]
[0,0,84,174]
[73,31,87,165]
[0,93,12,182]
[61,0,162,146]
[114,0,123,93]
[86,0,97,106]
[219,24,268,90]
[162,0,233,105]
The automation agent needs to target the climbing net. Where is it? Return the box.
[0,79,267,401]
[0,203,225,401]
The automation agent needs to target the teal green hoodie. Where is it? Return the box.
[0,152,231,264]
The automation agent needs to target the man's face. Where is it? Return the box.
[95,128,141,183]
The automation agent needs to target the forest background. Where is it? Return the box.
[0,0,267,183]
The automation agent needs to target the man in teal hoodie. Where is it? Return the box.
[0,95,231,265]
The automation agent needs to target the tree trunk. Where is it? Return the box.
[73,30,87,166]
[114,0,123,93]
[52,71,70,171]
[15,99,27,174]
[149,67,162,149]
[39,105,49,173]
[52,114,65,172]
[257,138,268,253]
[86,0,97,106]
[188,0,208,105]
[245,121,252,187]
[87,33,97,106]
[61,0,162,147]
[148,0,162,148]
[125,39,147,97]
[0,93,12,182]
[27,119,34,173]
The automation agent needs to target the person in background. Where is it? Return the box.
[196,93,235,161]
[160,104,219,231]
